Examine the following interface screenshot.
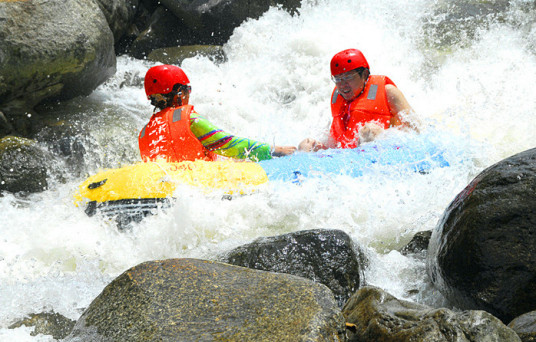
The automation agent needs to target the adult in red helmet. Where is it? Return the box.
[299,49,417,151]
[139,64,296,162]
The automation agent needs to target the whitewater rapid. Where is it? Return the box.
[1,0,536,340]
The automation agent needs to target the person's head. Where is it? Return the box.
[330,49,370,101]
[144,65,192,110]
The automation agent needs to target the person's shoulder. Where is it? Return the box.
[371,74,397,87]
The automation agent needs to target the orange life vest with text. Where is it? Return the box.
[330,75,396,149]
[138,105,217,162]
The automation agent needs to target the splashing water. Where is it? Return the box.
[2,0,536,339]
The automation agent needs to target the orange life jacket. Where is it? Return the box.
[330,75,396,149]
[138,105,217,162]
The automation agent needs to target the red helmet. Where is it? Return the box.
[330,49,370,76]
[144,65,190,98]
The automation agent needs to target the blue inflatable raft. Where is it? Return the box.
[259,138,450,182]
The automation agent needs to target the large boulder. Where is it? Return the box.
[66,258,347,341]
[427,147,536,323]
[343,286,521,342]
[222,229,368,307]
[0,0,116,135]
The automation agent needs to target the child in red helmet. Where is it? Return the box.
[299,49,418,151]
[139,64,296,162]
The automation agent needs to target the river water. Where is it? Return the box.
[1,0,536,340]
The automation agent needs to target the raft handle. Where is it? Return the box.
[88,179,107,189]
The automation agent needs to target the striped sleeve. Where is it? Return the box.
[189,111,273,161]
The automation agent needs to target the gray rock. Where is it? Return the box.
[34,120,89,178]
[417,0,516,80]
[66,258,347,341]
[0,110,13,137]
[128,5,190,58]
[222,228,368,308]
[0,136,52,193]
[0,0,116,117]
[159,0,302,45]
[343,286,521,342]
[509,311,536,342]
[127,0,302,57]
[400,230,432,256]
[427,147,536,323]
[94,0,140,43]
[114,1,155,54]
[422,0,510,50]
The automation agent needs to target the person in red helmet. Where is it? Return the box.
[139,64,296,162]
[299,49,417,151]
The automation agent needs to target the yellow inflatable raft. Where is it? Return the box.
[74,160,268,227]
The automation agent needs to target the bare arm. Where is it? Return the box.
[385,84,419,131]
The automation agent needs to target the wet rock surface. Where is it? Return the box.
[0,0,116,115]
[9,311,76,340]
[343,286,521,342]
[509,311,536,342]
[399,230,432,256]
[66,258,347,341]
[222,228,368,307]
[427,147,536,323]
[0,136,54,194]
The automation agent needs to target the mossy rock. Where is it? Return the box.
[66,258,347,341]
